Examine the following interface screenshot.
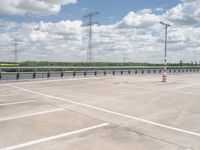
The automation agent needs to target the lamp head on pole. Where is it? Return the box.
[160,21,172,26]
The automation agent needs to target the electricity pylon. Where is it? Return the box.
[83,11,100,62]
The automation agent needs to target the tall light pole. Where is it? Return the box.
[160,21,171,82]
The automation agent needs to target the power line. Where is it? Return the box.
[83,11,100,62]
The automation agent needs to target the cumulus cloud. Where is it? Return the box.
[36,20,83,41]
[0,0,200,63]
[117,10,163,31]
[166,0,200,26]
[0,0,77,15]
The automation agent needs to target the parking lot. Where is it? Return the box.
[0,74,200,150]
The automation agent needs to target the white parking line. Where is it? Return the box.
[0,89,9,91]
[0,123,109,150]
[0,94,19,98]
[0,108,64,122]
[0,100,36,106]
[8,84,200,138]
[174,83,200,90]
[6,76,108,85]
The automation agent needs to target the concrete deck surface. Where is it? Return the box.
[0,74,200,150]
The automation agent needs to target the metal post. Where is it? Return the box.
[160,21,171,82]
[88,16,92,62]
[163,25,167,82]
[0,68,2,80]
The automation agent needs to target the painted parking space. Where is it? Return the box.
[0,74,199,149]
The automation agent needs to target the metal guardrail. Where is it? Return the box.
[0,66,200,69]
[0,66,200,82]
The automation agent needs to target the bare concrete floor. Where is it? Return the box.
[0,74,200,150]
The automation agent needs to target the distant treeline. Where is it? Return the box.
[0,61,199,67]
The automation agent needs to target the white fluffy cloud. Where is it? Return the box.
[0,0,200,63]
[117,10,162,30]
[166,0,200,25]
[0,0,77,15]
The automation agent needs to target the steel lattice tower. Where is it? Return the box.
[83,12,99,62]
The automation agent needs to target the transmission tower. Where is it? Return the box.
[123,52,126,64]
[83,11,99,62]
[12,39,23,63]
[122,49,128,65]
[14,39,18,63]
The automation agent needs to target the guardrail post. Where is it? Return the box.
[16,67,20,80]
[84,71,87,77]
[104,70,107,76]
[0,68,2,80]
[33,68,36,79]
[33,72,36,79]
[73,71,76,77]
[94,71,97,76]
[61,68,64,78]
[47,68,50,78]
[61,71,64,78]
[16,72,20,80]
[47,71,50,78]
[113,70,115,76]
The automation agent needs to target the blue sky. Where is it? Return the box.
[0,0,181,24]
[0,0,199,63]
[62,0,181,24]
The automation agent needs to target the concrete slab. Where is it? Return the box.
[0,101,59,120]
[0,74,200,149]
[18,126,181,150]
[0,109,104,149]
